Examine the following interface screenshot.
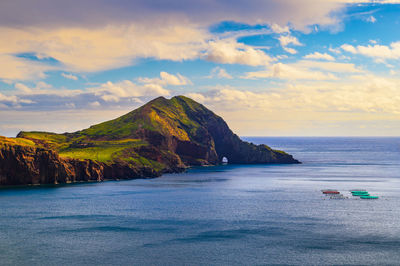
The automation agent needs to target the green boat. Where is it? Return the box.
[360,196,379,199]
[353,193,370,197]
[351,191,368,194]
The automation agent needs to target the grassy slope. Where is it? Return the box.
[15,96,201,167]
[6,96,291,167]
[58,139,146,162]
[78,96,203,142]
[0,136,36,147]
[17,131,150,164]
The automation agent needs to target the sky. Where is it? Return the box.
[1,0,400,137]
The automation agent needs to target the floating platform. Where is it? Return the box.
[352,192,369,195]
[322,190,340,194]
[320,189,379,200]
[360,196,379,199]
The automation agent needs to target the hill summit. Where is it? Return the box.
[1,96,299,186]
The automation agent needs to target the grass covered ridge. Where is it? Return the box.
[0,136,36,147]
[14,96,211,169]
[10,95,295,169]
[58,139,146,163]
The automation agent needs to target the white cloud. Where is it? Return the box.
[89,79,170,103]
[283,47,298,54]
[160,72,191,86]
[366,15,377,23]
[329,47,342,54]
[341,42,400,61]
[1,72,181,110]
[205,39,272,66]
[61,73,78,80]
[278,35,302,47]
[0,24,208,79]
[276,55,289,59]
[0,1,353,31]
[0,92,19,103]
[0,0,396,82]
[138,72,191,86]
[14,81,81,96]
[245,63,338,80]
[338,0,400,3]
[295,60,362,73]
[0,0,362,81]
[304,52,335,61]
[185,93,206,103]
[0,92,33,106]
[184,73,400,134]
[0,54,54,80]
[89,101,101,107]
[209,67,233,79]
[270,24,290,34]
[341,44,357,54]
[244,60,361,80]
[277,34,302,54]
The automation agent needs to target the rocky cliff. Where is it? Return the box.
[0,139,161,186]
[0,96,299,186]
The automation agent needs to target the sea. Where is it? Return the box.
[1,137,400,265]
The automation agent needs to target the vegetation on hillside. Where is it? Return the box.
[9,96,297,172]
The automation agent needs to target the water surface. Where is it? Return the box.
[1,137,400,265]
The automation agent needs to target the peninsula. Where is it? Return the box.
[0,96,299,186]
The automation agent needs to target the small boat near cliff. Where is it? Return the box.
[322,190,340,194]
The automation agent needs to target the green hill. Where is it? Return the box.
[1,96,299,186]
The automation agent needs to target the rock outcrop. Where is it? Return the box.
[0,96,299,186]
[0,142,161,186]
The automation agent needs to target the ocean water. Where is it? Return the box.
[1,137,400,265]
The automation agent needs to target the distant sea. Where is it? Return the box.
[1,137,400,265]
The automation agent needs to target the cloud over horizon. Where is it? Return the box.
[1,0,400,136]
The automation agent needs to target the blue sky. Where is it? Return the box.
[1,0,400,136]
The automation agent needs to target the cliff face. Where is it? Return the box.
[1,95,299,186]
[0,143,161,186]
[172,96,297,164]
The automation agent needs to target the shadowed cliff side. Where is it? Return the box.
[1,96,299,186]
[171,96,298,164]
[0,138,160,186]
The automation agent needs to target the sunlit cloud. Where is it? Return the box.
[0,25,208,79]
[185,73,400,135]
[1,0,400,136]
[278,35,302,47]
[138,72,192,86]
[61,73,78,80]
[205,39,272,66]
[208,67,233,79]
[244,60,361,80]
[341,41,400,61]
[304,52,335,61]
